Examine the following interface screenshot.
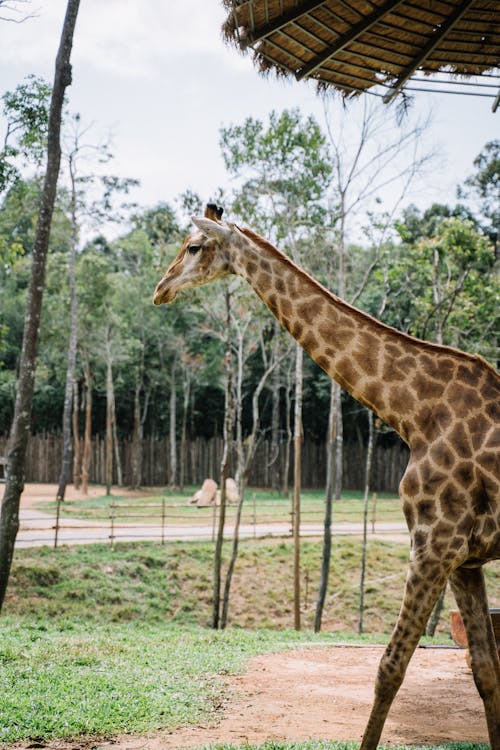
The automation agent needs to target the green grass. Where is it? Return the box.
[7,538,498,632]
[40,486,403,527]
[0,620,338,744]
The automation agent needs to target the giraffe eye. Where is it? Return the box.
[188,245,201,255]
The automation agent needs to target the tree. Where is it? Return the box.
[314,96,435,632]
[384,216,497,360]
[220,292,286,628]
[461,140,500,259]
[0,75,50,197]
[221,108,333,630]
[0,0,80,613]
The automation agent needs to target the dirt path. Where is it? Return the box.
[12,483,411,547]
[152,645,487,748]
[29,645,487,750]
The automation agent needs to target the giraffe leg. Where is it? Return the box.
[360,561,447,750]
[449,565,500,749]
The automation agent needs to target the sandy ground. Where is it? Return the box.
[19,645,487,750]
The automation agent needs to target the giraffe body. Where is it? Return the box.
[153,207,500,749]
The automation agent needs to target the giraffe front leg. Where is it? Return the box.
[449,565,500,749]
[360,561,447,750]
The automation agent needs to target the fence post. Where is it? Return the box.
[371,492,378,534]
[110,501,116,549]
[161,496,166,545]
[211,501,217,544]
[54,496,61,549]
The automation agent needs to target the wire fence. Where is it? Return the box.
[17,493,409,549]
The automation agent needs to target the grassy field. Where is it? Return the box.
[40,486,404,527]
[7,537,499,631]
[2,538,498,748]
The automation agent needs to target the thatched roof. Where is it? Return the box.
[222,0,500,110]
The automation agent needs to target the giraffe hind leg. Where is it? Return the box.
[449,565,500,749]
[360,560,448,750]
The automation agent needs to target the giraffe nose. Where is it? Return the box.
[153,277,176,305]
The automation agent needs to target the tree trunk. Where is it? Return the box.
[270,322,281,493]
[426,584,447,636]
[293,343,303,631]
[212,288,234,629]
[131,379,142,489]
[72,379,81,488]
[168,358,177,487]
[179,367,191,493]
[334,211,346,501]
[282,364,293,497]
[81,351,92,495]
[220,475,245,630]
[105,344,114,495]
[314,380,338,632]
[0,0,80,613]
[334,390,343,500]
[220,332,279,629]
[358,410,375,634]
[112,393,122,487]
[56,149,78,502]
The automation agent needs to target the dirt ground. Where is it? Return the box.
[22,645,487,750]
[16,483,155,509]
[150,646,487,748]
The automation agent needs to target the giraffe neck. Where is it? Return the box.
[230,228,459,444]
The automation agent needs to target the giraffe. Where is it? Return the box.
[153,204,500,749]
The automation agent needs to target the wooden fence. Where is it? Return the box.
[0,434,409,492]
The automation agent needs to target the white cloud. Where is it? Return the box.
[0,0,250,77]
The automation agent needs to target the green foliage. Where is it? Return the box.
[0,75,51,194]
[220,108,332,243]
[0,99,497,445]
[461,140,500,242]
[378,216,498,361]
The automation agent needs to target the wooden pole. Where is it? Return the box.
[293,344,303,631]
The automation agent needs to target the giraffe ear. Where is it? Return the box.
[192,217,231,242]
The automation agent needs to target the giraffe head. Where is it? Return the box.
[153,204,233,305]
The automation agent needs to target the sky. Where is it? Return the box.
[1,0,499,238]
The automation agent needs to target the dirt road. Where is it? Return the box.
[12,483,410,548]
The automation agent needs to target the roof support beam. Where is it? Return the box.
[295,0,407,80]
[241,0,327,48]
[382,0,477,103]
[493,87,500,113]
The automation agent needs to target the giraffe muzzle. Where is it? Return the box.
[153,279,177,305]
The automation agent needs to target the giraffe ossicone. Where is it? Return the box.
[153,204,500,750]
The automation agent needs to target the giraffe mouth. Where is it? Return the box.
[153,281,177,305]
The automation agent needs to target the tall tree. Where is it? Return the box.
[221,109,332,630]
[0,0,80,612]
[315,97,434,632]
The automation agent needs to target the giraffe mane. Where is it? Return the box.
[236,226,499,376]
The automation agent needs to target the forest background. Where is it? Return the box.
[0,66,498,495]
